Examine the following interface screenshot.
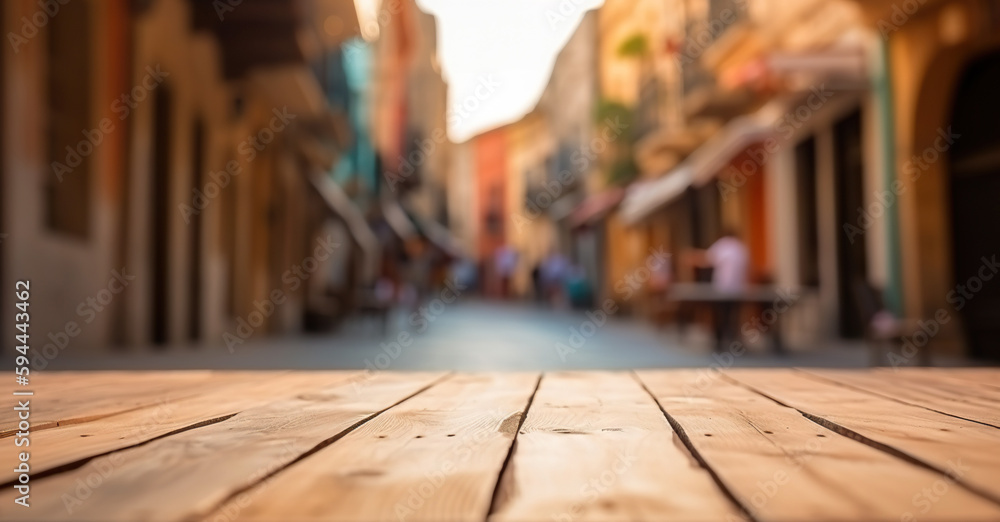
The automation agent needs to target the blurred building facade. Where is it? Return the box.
[469,11,600,300]
[607,0,1000,359]
[0,0,367,354]
[854,0,1000,359]
[370,0,459,300]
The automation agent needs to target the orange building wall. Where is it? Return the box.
[475,128,508,261]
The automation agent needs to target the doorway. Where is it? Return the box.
[150,85,173,345]
[188,119,204,341]
[833,108,867,339]
[948,50,1000,360]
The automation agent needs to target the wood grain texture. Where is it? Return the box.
[1,371,225,436]
[885,368,1000,391]
[6,369,1000,522]
[216,372,539,522]
[637,369,1000,522]
[0,372,446,521]
[489,371,745,522]
[0,371,359,483]
[726,369,1000,505]
[803,369,1000,428]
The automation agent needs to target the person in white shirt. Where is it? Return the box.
[695,229,750,352]
[706,231,749,294]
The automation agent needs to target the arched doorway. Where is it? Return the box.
[948,50,1000,360]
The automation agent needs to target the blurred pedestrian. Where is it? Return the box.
[692,228,749,352]
[541,251,570,307]
[494,244,519,299]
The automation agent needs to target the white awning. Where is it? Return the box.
[619,166,692,225]
[686,97,793,186]
[619,97,796,224]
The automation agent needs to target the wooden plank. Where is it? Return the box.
[804,369,1000,428]
[0,371,359,483]
[727,369,1000,505]
[637,369,1000,521]
[875,368,1000,393]
[0,372,447,521]
[212,372,539,522]
[489,371,744,522]
[1,371,244,436]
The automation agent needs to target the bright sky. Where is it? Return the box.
[402,0,603,142]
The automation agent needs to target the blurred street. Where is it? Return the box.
[40,299,927,371]
[3,0,999,369]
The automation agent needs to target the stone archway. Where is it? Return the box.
[901,35,1000,357]
[947,50,1000,360]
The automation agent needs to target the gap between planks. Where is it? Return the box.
[0,372,450,521]
[798,368,1000,429]
[631,371,756,522]
[485,374,542,519]
[722,369,1000,509]
[1,372,363,485]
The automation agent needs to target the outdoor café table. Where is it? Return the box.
[667,282,797,354]
[4,369,1000,521]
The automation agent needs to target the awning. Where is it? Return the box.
[686,97,793,186]
[619,167,692,225]
[310,173,381,283]
[379,191,468,259]
[380,190,420,241]
[410,213,468,259]
[619,97,795,224]
[568,187,625,229]
[721,47,869,92]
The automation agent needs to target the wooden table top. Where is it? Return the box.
[3,369,1000,521]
